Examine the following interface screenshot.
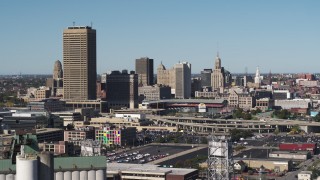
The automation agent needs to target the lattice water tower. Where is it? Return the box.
[207,135,233,180]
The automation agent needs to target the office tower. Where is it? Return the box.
[201,69,212,87]
[52,60,63,96]
[63,26,97,100]
[211,53,225,90]
[135,57,154,86]
[106,70,138,109]
[254,67,262,85]
[174,62,191,99]
[157,62,191,98]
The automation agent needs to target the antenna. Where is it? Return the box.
[91,21,93,28]
[245,67,248,76]
[73,21,75,26]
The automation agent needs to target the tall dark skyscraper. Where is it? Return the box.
[63,26,97,100]
[135,57,154,86]
[200,69,212,87]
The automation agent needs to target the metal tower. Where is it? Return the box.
[207,135,234,180]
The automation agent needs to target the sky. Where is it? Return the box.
[0,1,320,75]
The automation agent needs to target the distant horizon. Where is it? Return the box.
[1,1,320,74]
[1,72,320,76]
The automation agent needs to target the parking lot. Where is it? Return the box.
[107,144,192,164]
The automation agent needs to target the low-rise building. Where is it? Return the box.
[138,85,171,101]
[269,151,311,160]
[255,98,274,112]
[275,99,310,110]
[107,163,198,180]
[298,171,312,180]
[36,128,64,143]
[39,141,74,156]
[28,98,66,112]
[238,158,292,172]
[95,126,136,147]
[64,127,95,146]
[64,99,108,113]
[51,111,82,127]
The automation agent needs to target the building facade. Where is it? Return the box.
[63,26,97,100]
[52,60,63,96]
[138,85,171,101]
[106,70,138,109]
[157,62,191,99]
[211,54,225,91]
[135,57,154,86]
[95,126,136,147]
[201,69,212,87]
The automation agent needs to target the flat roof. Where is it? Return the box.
[144,99,226,104]
[270,151,310,155]
[107,163,170,174]
[107,163,197,175]
[36,128,63,134]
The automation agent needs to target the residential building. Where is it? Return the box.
[63,26,96,100]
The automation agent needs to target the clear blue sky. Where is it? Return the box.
[1,1,320,75]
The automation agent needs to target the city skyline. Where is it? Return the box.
[1,1,320,75]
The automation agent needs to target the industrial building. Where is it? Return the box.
[0,130,106,180]
[279,143,317,155]
[236,158,293,172]
[268,151,311,160]
[107,163,198,180]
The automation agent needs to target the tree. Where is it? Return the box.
[233,108,244,119]
[243,113,252,120]
[66,123,74,130]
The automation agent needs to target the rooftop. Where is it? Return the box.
[107,163,197,175]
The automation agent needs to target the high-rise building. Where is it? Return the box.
[254,67,263,85]
[211,53,225,91]
[201,69,212,87]
[135,57,154,86]
[175,62,191,99]
[106,70,138,109]
[63,26,97,100]
[52,60,63,96]
[157,62,191,98]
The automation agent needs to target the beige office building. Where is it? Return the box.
[63,26,97,100]
[211,53,225,90]
[157,62,191,99]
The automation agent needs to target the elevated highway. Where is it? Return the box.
[147,115,320,134]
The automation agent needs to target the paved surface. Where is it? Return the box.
[148,146,207,165]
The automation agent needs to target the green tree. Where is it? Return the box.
[233,108,244,119]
